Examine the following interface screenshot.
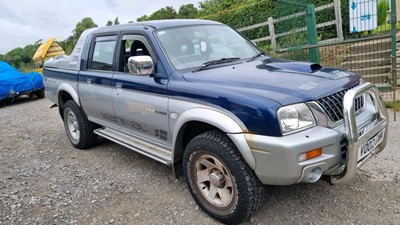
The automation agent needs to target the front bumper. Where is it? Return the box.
[330,82,388,184]
[242,83,388,185]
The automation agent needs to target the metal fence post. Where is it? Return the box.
[268,17,277,49]
[306,4,320,63]
[334,0,344,41]
[390,0,398,117]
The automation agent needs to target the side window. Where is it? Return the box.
[119,35,152,73]
[89,36,116,71]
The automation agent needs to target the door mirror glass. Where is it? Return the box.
[127,56,154,75]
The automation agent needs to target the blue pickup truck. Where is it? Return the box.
[43,19,388,224]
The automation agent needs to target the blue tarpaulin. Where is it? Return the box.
[0,61,44,101]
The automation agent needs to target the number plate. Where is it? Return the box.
[358,128,385,161]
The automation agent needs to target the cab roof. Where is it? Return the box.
[94,19,223,33]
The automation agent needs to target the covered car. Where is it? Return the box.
[0,61,45,102]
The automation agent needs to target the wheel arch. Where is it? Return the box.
[171,108,256,177]
[57,83,80,119]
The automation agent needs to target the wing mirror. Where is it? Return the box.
[127,56,154,75]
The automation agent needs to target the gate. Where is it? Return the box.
[238,0,398,118]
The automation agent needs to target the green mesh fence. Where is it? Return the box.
[230,0,398,104]
[270,0,398,103]
[274,1,309,49]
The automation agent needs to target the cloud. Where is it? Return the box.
[0,0,199,54]
[105,0,118,8]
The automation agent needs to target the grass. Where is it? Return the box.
[365,22,400,35]
[18,63,35,73]
[384,100,400,109]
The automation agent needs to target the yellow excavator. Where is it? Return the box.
[32,37,65,74]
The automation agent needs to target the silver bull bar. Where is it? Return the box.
[330,82,389,185]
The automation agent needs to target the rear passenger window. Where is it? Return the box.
[89,36,116,71]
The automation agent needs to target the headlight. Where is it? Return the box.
[277,103,316,134]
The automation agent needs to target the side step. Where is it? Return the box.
[94,127,173,166]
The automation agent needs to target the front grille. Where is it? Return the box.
[316,86,364,122]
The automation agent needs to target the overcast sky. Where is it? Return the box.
[0,0,200,54]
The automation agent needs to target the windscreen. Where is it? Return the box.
[155,25,259,71]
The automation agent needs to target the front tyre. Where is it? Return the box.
[183,130,266,224]
[63,100,97,149]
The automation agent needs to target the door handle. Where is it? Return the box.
[87,78,92,84]
[116,83,123,89]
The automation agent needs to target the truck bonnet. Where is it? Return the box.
[182,58,360,106]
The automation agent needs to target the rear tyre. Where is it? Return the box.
[183,130,266,224]
[35,89,45,99]
[63,100,97,149]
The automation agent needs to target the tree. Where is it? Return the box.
[1,39,41,70]
[114,17,120,25]
[137,6,178,22]
[198,0,247,16]
[57,35,75,55]
[148,6,177,20]
[178,4,198,18]
[72,17,98,43]
[106,17,120,26]
[22,44,39,63]
[1,17,99,69]
[34,39,43,45]
[137,15,149,22]
[199,0,221,15]
[3,48,24,68]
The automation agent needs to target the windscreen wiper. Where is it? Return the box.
[247,52,265,62]
[193,57,240,72]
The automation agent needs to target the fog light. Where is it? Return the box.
[298,148,322,162]
[307,167,322,183]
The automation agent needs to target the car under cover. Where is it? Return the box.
[0,61,45,102]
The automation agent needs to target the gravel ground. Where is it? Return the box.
[0,97,399,225]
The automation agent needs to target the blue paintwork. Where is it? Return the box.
[44,67,79,81]
[113,73,168,96]
[181,58,359,106]
[78,72,113,86]
[168,57,359,136]
[44,19,361,137]
[168,74,283,136]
